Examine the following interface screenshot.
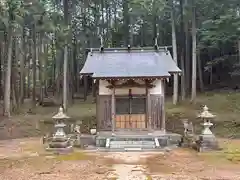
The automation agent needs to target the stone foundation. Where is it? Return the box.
[196,135,220,152]
[95,131,182,151]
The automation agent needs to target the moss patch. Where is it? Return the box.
[198,139,240,164]
[55,151,93,161]
[222,140,240,162]
[19,140,45,154]
[145,175,153,180]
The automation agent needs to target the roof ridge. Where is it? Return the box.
[88,50,169,54]
[87,46,171,53]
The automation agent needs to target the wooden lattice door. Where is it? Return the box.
[115,95,146,129]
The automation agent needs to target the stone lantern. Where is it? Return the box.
[46,107,73,151]
[197,105,219,152]
[198,105,216,135]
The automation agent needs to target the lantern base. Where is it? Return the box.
[196,134,220,152]
[46,145,73,154]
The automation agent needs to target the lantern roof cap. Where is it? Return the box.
[198,105,216,118]
[52,107,70,119]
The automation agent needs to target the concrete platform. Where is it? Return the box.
[96,130,182,149]
[76,130,182,151]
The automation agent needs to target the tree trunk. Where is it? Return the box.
[32,24,37,111]
[114,0,117,31]
[180,0,186,100]
[184,0,190,94]
[39,33,45,103]
[44,44,48,97]
[36,34,40,99]
[152,0,157,43]
[0,42,3,99]
[4,26,13,117]
[171,0,178,105]
[27,41,31,99]
[11,67,19,112]
[129,16,134,46]
[197,51,204,92]
[63,44,68,109]
[75,42,80,94]
[51,36,56,96]
[13,37,20,110]
[123,0,130,46]
[101,0,105,37]
[106,2,111,46]
[82,0,88,101]
[238,39,240,63]
[20,27,26,104]
[191,2,197,102]
[63,0,69,110]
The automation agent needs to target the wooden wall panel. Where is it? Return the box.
[96,95,112,131]
[150,95,163,129]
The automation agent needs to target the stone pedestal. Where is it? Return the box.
[196,134,220,152]
[181,134,195,148]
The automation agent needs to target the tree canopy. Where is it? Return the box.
[0,0,240,115]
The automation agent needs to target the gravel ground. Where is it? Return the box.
[0,161,109,180]
[0,138,240,180]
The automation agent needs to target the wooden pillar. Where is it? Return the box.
[111,87,116,133]
[83,75,88,101]
[173,73,178,104]
[161,79,166,132]
[95,80,99,131]
[96,79,99,97]
[146,84,151,131]
[92,79,96,103]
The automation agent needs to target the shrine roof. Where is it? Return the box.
[80,47,181,79]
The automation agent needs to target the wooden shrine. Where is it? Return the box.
[80,46,181,134]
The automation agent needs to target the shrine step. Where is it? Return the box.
[95,131,182,150]
[108,140,156,150]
